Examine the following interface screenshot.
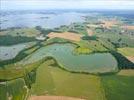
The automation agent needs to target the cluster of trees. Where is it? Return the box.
[81,36,98,40]
[35,26,49,36]
[24,69,37,89]
[111,51,134,69]
[35,26,61,36]
[107,38,128,48]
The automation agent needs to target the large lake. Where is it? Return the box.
[0,11,88,29]
[1,10,134,29]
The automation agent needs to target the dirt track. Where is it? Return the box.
[29,96,85,100]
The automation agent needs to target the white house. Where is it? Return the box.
[36,34,46,41]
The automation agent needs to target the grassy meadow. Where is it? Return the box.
[117,47,134,56]
[31,61,105,100]
[31,60,134,100]
[101,75,134,100]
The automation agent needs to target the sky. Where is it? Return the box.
[1,0,134,10]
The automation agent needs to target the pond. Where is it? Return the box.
[0,42,35,61]
[22,43,118,73]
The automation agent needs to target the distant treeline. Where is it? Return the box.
[35,26,62,34]
[0,35,36,46]
[0,27,27,32]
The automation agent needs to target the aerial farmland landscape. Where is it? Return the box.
[0,0,134,100]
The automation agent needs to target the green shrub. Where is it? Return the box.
[81,36,98,40]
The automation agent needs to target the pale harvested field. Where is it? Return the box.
[121,25,134,30]
[47,32,83,41]
[29,96,85,100]
[117,70,134,76]
[101,20,118,29]
[126,56,134,63]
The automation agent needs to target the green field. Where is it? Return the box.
[101,75,134,100]
[117,47,134,56]
[0,28,40,37]
[31,61,105,100]
[31,60,134,100]
[0,78,28,100]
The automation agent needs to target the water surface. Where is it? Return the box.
[0,11,85,29]
[22,43,118,73]
[0,42,34,61]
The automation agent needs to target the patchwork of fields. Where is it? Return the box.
[0,11,134,100]
[31,61,105,100]
[30,60,134,100]
[0,34,134,100]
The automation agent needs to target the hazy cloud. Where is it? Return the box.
[1,0,134,10]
